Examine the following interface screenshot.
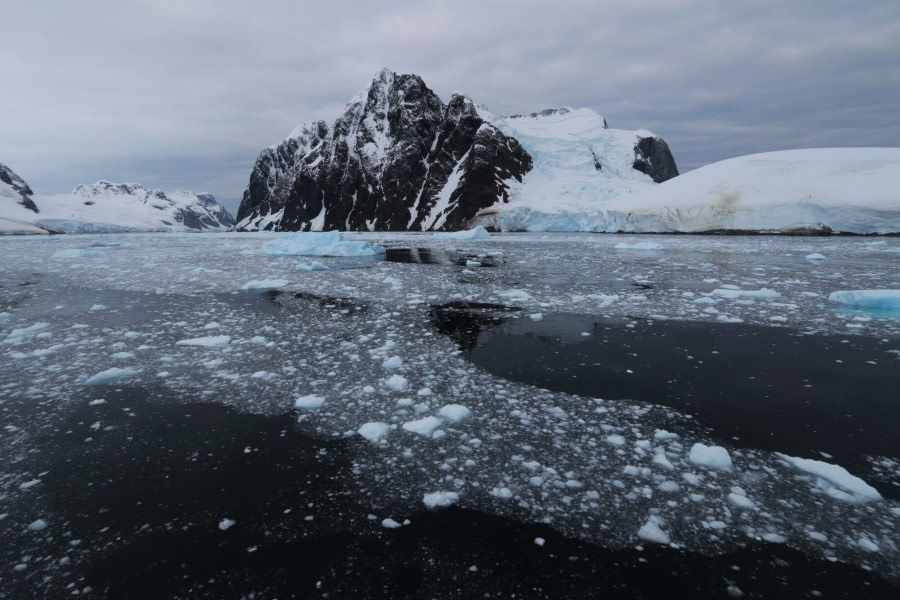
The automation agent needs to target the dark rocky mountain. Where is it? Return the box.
[236,69,532,232]
[236,68,679,232]
[0,162,38,212]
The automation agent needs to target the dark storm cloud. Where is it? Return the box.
[1,0,898,214]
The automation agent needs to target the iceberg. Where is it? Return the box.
[828,289,900,311]
[260,231,384,257]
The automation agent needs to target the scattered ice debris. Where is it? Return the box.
[710,287,780,299]
[241,279,288,291]
[423,491,459,509]
[402,416,442,437]
[827,289,900,311]
[218,518,236,531]
[85,367,137,385]
[260,231,384,257]
[175,335,232,348]
[805,253,826,260]
[498,289,533,302]
[27,519,48,532]
[614,242,663,251]
[294,395,326,410]
[688,443,733,471]
[433,226,491,240]
[295,261,329,271]
[3,322,50,343]
[437,404,471,423]
[529,313,544,321]
[357,422,390,443]
[384,374,408,391]
[381,518,402,529]
[775,453,882,501]
[491,487,514,500]
[637,517,670,544]
[382,356,403,369]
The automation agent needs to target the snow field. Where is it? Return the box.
[0,231,898,584]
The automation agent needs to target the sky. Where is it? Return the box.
[2,0,898,216]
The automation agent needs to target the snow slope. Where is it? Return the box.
[477,147,900,234]
[0,163,46,235]
[31,182,235,234]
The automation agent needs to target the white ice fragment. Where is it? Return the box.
[711,287,780,299]
[381,518,402,529]
[498,289,533,302]
[416,387,433,396]
[218,518,236,531]
[27,519,47,531]
[606,434,626,446]
[534,537,546,547]
[384,374,408,391]
[382,356,403,369]
[727,492,756,509]
[615,242,663,251]
[88,399,107,406]
[402,416,442,436]
[433,226,491,240]
[295,261,329,271]
[491,487,513,500]
[763,533,786,543]
[19,479,41,490]
[827,290,900,311]
[294,395,326,410]
[653,429,679,441]
[85,367,137,385]
[658,481,680,493]
[357,422,390,443]
[89,304,107,311]
[529,313,543,321]
[438,404,471,423]
[261,231,384,257]
[775,453,882,501]
[175,335,231,348]
[423,491,459,508]
[688,443,733,471]
[857,537,880,552]
[637,518,670,544]
[805,253,826,260]
[241,279,288,291]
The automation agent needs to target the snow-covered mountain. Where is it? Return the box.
[0,163,49,234]
[562,148,899,235]
[235,68,676,232]
[0,173,235,234]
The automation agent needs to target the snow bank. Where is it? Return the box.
[260,231,384,257]
[828,289,900,311]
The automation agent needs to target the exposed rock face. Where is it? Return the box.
[236,69,532,232]
[633,136,679,183]
[0,162,38,212]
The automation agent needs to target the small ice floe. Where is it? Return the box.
[498,289,533,302]
[381,518,403,529]
[52,249,104,259]
[805,253,826,260]
[827,289,900,311]
[614,242,664,251]
[241,279,288,291]
[688,443,733,471]
[28,519,48,531]
[529,313,543,321]
[401,416,442,436]
[260,231,384,257]
[423,491,459,509]
[85,367,137,385]
[433,226,491,240]
[89,304,107,311]
[175,335,231,348]
[775,453,882,502]
[382,356,403,369]
[294,395,326,410]
[218,518,236,531]
[295,261,329,271]
[357,422,390,443]
[3,322,50,344]
[437,404,471,423]
[637,517,670,544]
[710,287,780,299]
[384,374,408,391]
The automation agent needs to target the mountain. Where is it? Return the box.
[592,148,900,234]
[0,162,48,234]
[235,68,677,232]
[1,175,235,234]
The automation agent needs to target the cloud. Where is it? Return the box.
[1,0,898,214]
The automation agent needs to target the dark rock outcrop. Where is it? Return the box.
[236,69,532,232]
[0,162,39,212]
[633,136,679,183]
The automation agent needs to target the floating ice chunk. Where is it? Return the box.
[805,253,826,260]
[498,289,533,302]
[27,519,48,531]
[637,518,670,544]
[3,322,50,343]
[110,351,134,359]
[654,429,679,442]
[717,315,744,323]
[85,367,137,385]
[827,290,900,311]
[176,335,231,348]
[52,249,104,259]
[384,374,408,391]
[534,537,545,547]
[402,416,442,436]
[491,487,513,500]
[711,287,780,299]
[416,387,433,397]
[89,304,107,311]
[727,492,756,509]
[858,537,880,552]
[653,453,674,470]
[529,313,543,321]
[775,453,882,501]
[382,356,403,369]
[294,395,326,410]
[423,491,459,508]
[241,279,288,291]
[0,312,9,323]
[19,479,41,490]
[614,242,663,251]
[218,518,236,531]
[763,533,786,543]
[261,231,384,257]
[606,434,626,446]
[381,518,402,529]
[433,226,491,240]
[358,422,390,443]
[438,404,471,423]
[688,443,733,471]
[658,481,680,493]
[88,399,107,406]
[295,261,329,271]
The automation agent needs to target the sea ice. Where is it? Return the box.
[614,242,663,251]
[637,518,670,544]
[827,289,900,311]
[218,518,236,531]
[85,367,137,385]
[384,374,408,391]
[175,335,232,348]
[423,491,459,508]
[437,404,471,423]
[688,443,733,471]
[402,416,442,436]
[294,395,326,410]
[241,279,289,291]
[433,226,491,240]
[710,287,781,299]
[260,231,384,257]
[775,453,882,501]
[358,422,390,443]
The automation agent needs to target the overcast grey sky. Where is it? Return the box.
[2,0,898,215]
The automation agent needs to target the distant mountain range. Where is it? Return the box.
[0,163,234,235]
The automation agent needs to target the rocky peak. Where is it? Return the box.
[0,162,39,212]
